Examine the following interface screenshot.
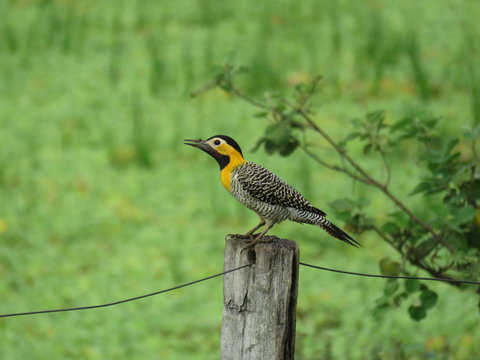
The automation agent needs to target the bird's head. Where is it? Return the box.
[184,135,244,169]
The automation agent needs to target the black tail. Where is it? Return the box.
[323,221,361,247]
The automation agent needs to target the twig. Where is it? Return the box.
[370,225,397,249]
[296,75,323,110]
[190,79,218,98]
[380,150,391,188]
[301,145,370,185]
[227,84,270,111]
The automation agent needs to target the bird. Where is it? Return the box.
[184,135,359,247]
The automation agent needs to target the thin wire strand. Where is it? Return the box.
[299,262,480,285]
[0,264,252,318]
[2,261,479,319]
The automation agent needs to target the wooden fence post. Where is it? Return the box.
[221,235,299,360]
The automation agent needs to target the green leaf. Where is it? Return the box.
[464,125,480,140]
[329,198,356,212]
[253,111,269,118]
[393,292,408,306]
[366,110,385,125]
[379,258,401,276]
[452,206,477,224]
[363,143,373,154]
[295,83,307,93]
[265,123,291,145]
[250,137,266,152]
[446,206,477,232]
[444,138,460,154]
[387,211,410,228]
[356,197,371,207]
[351,118,363,129]
[339,132,360,147]
[408,305,427,321]
[404,279,420,293]
[459,178,480,202]
[390,117,414,133]
[415,236,438,258]
[278,138,299,156]
[428,138,459,165]
[420,289,438,309]
[381,222,400,235]
[264,139,278,155]
[390,115,440,144]
[410,180,435,196]
[384,279,399,296]
[372,299,390,319]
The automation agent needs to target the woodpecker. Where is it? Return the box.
[184,135,359,247]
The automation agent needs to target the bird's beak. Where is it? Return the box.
[183,138,220,158]
[183,138,203,148]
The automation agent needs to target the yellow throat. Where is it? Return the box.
[218,145,246,192]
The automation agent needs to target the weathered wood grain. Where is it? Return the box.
[221,235,299,360]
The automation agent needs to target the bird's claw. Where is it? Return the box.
[241,238,258,250]
[226,234,251,241]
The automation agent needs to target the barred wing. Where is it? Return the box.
[235,162,326,216]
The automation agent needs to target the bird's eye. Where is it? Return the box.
[214,139,221,146]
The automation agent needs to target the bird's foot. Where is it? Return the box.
[226,234,250,241]
[241,234,274,249]
[226,234,274,248]
[243,230,256,239]
[241,240,257,250]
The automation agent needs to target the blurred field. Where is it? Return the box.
[1,0,479,359]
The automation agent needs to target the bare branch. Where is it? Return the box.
[224,82,271,111]
[370,225,397,249]
[301,145,370,185]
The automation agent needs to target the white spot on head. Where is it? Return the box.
[206,137,226,149]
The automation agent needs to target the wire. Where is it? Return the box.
[2,261,478,319]
[299,262,480,285]
[0,264,252,318]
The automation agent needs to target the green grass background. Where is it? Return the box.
[1,0,479,359]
